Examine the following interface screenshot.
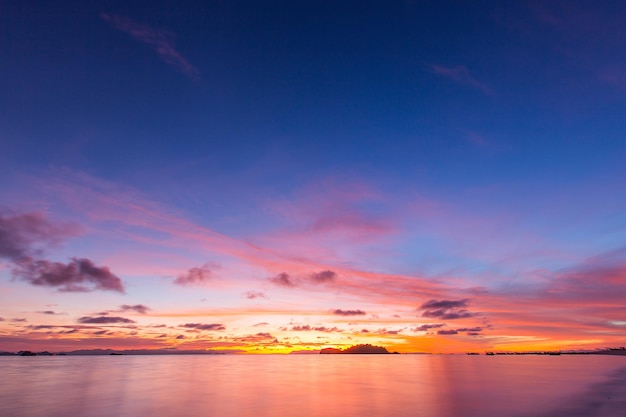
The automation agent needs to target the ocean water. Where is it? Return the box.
[1,355,625,417]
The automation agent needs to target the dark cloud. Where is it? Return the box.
[120,304,150,314]
[11,318,27,322]
[421,299,469,309]
[309,270,337,283]
[181,323,226,331]
[174,264,214,286]
[36,310,60,315]
[413,323,445,332]
[176,335,186,339]
[333,309,366,316]
[1,210,121,293]
[269,272,296,287]
[360,329,369,333]
[93,330,109,335]
[419,299,474,320]
[0,210,78,262]
[13,257,125,293]
[0,317,4,321]
[253,322,269,327]
[423,310,473,320]
[77,316,135,324]
[456,327,483,333]
[437,329,459,335]
[467,332,481,336]
[244,291,266,299]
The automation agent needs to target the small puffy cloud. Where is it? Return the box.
[309,270,337,284]
[253,322,269,327]
[77,316,135,324]
[120,304,150,314]
[176,335,186,340]
[333,309,366,316]
[419,299,473,320]
[437,329,459,335]
[36,310,61,315]
[181,323,226,331]
[269,272,296,288]
[12,318,27,322]
[14,258,125,293]
[244,291,266,299]
[174,264,215,286]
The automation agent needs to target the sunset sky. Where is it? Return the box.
[1,1,625,354]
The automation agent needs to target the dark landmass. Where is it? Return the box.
[320,344,393,354]
[483,347,626,356]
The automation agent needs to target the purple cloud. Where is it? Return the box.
[419,299,474,320]
[174,265,214,286]
[309,270,337,283]
[101,13,200,81]
[181,323,226,331]
[78,316,135,324]
[333,309,366,316]
[269,272,296,287]
[413,323,445,332]
[0,210,78,262]
[120,304,150,314]
[13,258,125,293]
[437,329,459,335]
[244,291,266,299]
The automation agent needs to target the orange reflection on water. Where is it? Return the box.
[0,355,624,417]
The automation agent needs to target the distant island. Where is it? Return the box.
[320,344,393,354]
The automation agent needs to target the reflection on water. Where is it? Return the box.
[0,355,624,417]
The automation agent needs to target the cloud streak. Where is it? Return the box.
[333,309,366,316]
[101,13,200,80]
[77,316,135,324]
[431,65,494,95]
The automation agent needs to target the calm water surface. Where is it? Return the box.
[1,355,625,417]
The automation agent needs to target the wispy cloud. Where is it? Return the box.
[431,65,494,95]
[101,13,200,81]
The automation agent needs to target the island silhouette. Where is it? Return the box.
[320,344,392,354]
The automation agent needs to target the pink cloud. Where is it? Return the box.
[101,13,200,81]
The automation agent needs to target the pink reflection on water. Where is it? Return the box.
[0,355,624,417]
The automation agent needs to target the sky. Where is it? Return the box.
[1,0,625,354]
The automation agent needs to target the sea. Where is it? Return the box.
[1,354,625,417]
